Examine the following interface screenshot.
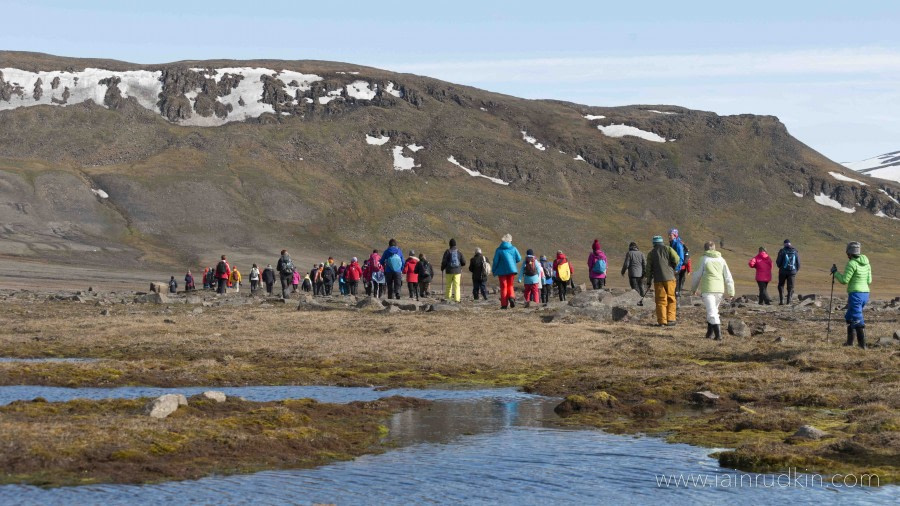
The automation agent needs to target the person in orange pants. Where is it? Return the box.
[492,233,522,309]
[644,235,680,326]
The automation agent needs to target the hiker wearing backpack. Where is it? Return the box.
[206,268,215,291]
[669,229,689,297]
[214,255,231,295]
[587,239,608,290]
[492,234,522,309]
[184,270,195,292]
[469,248,490,301]
[229,266,242,293]
[415,253,434,298]
[518,249,546,307]
[169,276,178,294]
[380,239,405,299]
[775,239,800,305]
[201,268,210,290]
[345,257,363,296]
[362,259,373,296]
[402,251,420,300]
[321,261,336,296]
[441,239,467,303]
[326,257,337,295]
[552,251,573,301]
[369,250,387,298]
[302,273,312,292]
[262,264,275,295]
[831,241,872,349]
[292,269,300,293]
[249,264,260,294]
[690,242,736,340]
[748,247,773,305]
[540,255,554,305]
[621,242,646,296]
[644,236,680,326]
[276,250,295,298]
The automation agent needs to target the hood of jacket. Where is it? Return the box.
[497,241,515,250]
[704,250,722,259]
[852,255,870,267]
[756,251,770,260]
[556,252,568,261]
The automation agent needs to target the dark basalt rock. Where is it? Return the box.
[51,86,70,105]
[50,76,60,89]
[32,78,43,101]
[0,70,26,101]
[99,76,126,109]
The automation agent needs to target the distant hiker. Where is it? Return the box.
[362,259,373,296]
[540,255,554,305]
[441,239,466,303]
[415,253,434,298]
[314,263,326,296]
[292,269,300,293]
[691,242,735,340]
[184,270,195,292]
[748,247,773,305]
[832,241,872,349]
[381,239,405,300]
[668,229,690,297]
[249,264,260,294]
[202,267,210,290]
[321,261,335,296]
[337,261,348,295]
[302,273,312,293]
[776,239,800,305]
[169,276,178,294]
[644,236,680,326]
[262,264,276,295]
[368,250,386,298]
[276,250,295,299]
[345,257,362,296]
[206,268,215,291]
[215,255,231,295]
[492,234,522,309]
[587,240,608,290]
[403,251,420,300]
[552,251,573,302]
[469,248,490,301]
[621,242,646,296]
[518,249,545,308]
[229,265,242,293]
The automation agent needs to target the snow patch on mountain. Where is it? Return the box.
[407,144,424,152]
[574,155,586,161]
[392,146,418,171]
[521,131,546,151]
[91,188,109,199]
[814,193,855,213]
[596,124,666,143]
[879,189,899,205]
[875,210,899,220]
[828,171,867,185]
[793,191,803,198]
[384,82,403,98]
[842,151,900,184]
[647,109,678,115]
[447,156,509,185]
[366,134,390,146]
[346,80,377,100]
[583,114,606,120]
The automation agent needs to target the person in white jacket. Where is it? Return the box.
[690,241,735,340]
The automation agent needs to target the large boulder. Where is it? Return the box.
[356,297,386,311]
[727,319,751,338]
[793,425,827,440]
[201,390,227,403]
[600,289,642,307]
[568,290,602,308]
[149,282,167,294]
[145,394,187,419]
[691,390,720,405]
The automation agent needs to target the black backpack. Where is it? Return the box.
[216,261,227,276]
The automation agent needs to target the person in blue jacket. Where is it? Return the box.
[380,238,405,300]
[492,233,522,309]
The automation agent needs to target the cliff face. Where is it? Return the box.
[0,51,896,271]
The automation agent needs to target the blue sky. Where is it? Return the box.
[2,0,899,162]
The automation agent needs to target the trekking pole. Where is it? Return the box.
[826,267,836,339]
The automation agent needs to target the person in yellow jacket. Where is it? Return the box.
[229,266,242,293]
[690,242,735,340]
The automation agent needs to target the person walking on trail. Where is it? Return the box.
[644,236,680,326]
[380,239,405,299]
[214,255,231,295]
[776,239,800,305]
[326,257,337,295]
[748,247,773,305]
[292,269,301,293]
[518,249,545,308]
[668,229,689,297]
[321,261,336,296]
[691,242,735,340]
[202,267,210,290]
[441,239,467,303]
[229,265,242,293]
[831,241,872,349]
[313,263,326,296]
[369,249,386,298]
[469,248,490,301]
[402,251,420,300]
[587,240,609,290]
[415,253,434,298]
[302,273,312,292]
[262,264,276,295]
[249,264,260,294]
[540,255,554,305]
[362,259,373,296]
[169,276,178,294]
[337,261,348,295]
[621,242,646,296]
[276,250,295,299]
[492,234,522,309]
[184,270,195,292]
[345,257,363,296]
[552,251,573,302]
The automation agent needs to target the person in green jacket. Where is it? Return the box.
[644,236,680,326]
[830,241,872,349]
[690,242,735,340]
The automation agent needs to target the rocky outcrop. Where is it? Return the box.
[145,393,187,418]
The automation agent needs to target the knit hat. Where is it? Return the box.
[527,248,534,256]
[669,228,679,237]
[409,250,416,256]
[502,233,512,242]
[652,236,664,244]
[351,257,357,262]
[449,238,457,248]
[846,241,861,256]
[784,239,791,245]
[628,242,637,249]
[592,239,601,251]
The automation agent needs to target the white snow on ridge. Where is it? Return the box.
[828,171,867,185]
[814,193,855,213]
[574,155,586,161]
[384,82,403,98]
[392,146,418,171]
[842,151,900,184]
[91,188,109,199]
[596,124,667,143]
[366,134,390,146]
[583,114,606,120]
[879,189,899,205]
[346,80,377,100]
[407,144,424,152]
[793,191,804,198]
[875,210,899,220]
[521,131,546,151]
[447,156,509,185]
[647,109,678,115]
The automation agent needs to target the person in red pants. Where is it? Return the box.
[518,249,545,308]
[492,234,522,309]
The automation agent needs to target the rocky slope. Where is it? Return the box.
[0,51,898,280]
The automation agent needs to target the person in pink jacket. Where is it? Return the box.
[748,246,773,305]
[587,239,609,290]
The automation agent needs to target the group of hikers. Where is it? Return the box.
[172,229,873,348]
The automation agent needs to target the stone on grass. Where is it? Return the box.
[793,425,827,440]
[145,394,187,419]
[356,297,386,311]
[201,391,227,403]
[894,330,900,340]
[568,290,602,308]
[727,320,751,338]
[691,391,720,405]
[146,292,168,304]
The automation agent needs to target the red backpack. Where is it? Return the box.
[524,257,537,276]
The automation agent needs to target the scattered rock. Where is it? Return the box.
[145,394,187,419]
[164,318,176,324]
[793,425,827,440]
[149,282,167,294]
[429,303,460,312]
[554,391,619,415]
[100,309,110,316]
[356,297,386,311]
[568,290,602,308]
[201,391,227,403]
[191,307,204,314]
[774,336,785,343]
[144,292,168,304]
[739,405,757,415]
[691,390,720,405]
[893,330,900,340]
[381,304,400,314]
[727,319,751,338]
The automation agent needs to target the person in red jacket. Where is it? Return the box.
[402,250,420,300]
[344,257,363,296]
[748,246,773,305]
[214,255,231,295]
[552,250,574,301]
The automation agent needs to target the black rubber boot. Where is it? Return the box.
[713,324,722,340]
[705,323,714,339]
[844,325,855,346]
[786,291,794,305]
[857,327,866,349]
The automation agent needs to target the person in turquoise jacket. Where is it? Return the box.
[517,248,545,307]
[492,234,522,309]
[831,241,872,349]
